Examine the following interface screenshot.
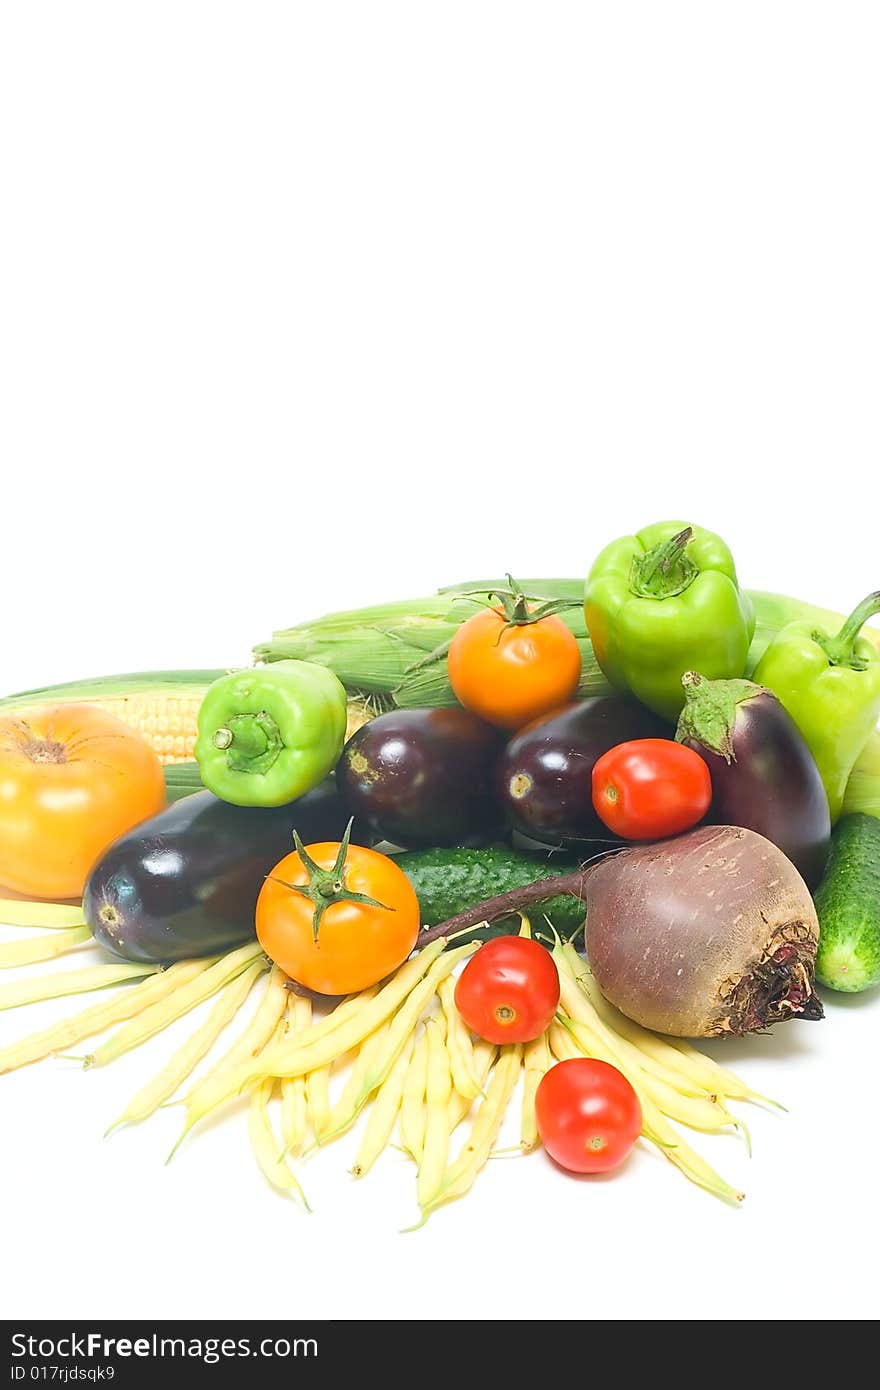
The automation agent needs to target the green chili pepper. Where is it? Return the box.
[584,521,755,721]
[195,660,348,807]
[752,591,880,823]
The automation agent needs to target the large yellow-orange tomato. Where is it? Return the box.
[0,705,166,899]
[256,842,420,995]
[448,606,582,730]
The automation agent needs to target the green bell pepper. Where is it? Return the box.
[195,660,348,807]
[584,521,755,721]
[752,591,880,823]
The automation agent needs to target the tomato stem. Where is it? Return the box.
[268,819,392,941]
[454,574,583,629]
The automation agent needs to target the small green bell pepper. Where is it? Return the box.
[752,591,880,823]
[584,521,755,720]
[195,660,348,807]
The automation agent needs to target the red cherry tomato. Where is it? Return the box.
[591,738,712,840]
[535,1058,642,1174]
[454,936,560,1044]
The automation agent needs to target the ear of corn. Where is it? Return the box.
[0,671,375,769]
[254,582,880,711]
[254,580,611,708]
[0,671,225,764]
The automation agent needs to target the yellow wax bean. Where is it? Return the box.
[280,994,312,1154]
[281,1074,309,1156]
[248,1076,310,1208]
[81,959,217,1066]
[448,1040,496,1131]
[548,1019,581,1061]
[351,1032,415,1178]
[0,959,159,1011]
[271,984,380,1057]
[83,945,263,1067]
[0,926,92,969]
[418,1043,523,1221]
[554,956,719,1110]
[399,1027,429,1163]
[417,1019,453,1207]
[559,942,757,1102]
[173,966,290,1149]
[560,1012,738,1135]
[437,976,483,1101]
[306,1067,331,1141]
[184,942,472,1137]
[636,1086,745,1205]
[521,1030,551,1151]
[668,1036,779,1106]
[352,943,478,1109]
[554,969,735,1134]
[107,959,268,1131]
[263,943,449,1080]
[549,974,744,1202]
[322,1021,393,1142]
[0,899,85,930]
[0,963,208,1074]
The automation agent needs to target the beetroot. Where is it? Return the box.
[420,824,822,1038]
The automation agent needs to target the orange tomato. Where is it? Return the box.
[256,840,420,995]
[448,606,582,730]
[0,704,166,899]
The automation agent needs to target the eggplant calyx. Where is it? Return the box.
[268,819,391,941]
[718,927,824,1036]
[675,671,768,762]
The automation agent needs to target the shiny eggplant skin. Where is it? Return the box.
[84,778,366,963]
[680,691,831,886]
[498,697,671,849]
[336,708,504,849]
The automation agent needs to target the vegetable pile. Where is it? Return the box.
[1,518,879,1222]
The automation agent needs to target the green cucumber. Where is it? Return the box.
[814,813,880,992]
[394,846,586,946]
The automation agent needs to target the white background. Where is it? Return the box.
[1,2,878,1324]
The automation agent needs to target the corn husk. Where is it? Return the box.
[255,580,877,711]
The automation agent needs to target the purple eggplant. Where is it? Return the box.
[497,696,671,849]
[83,777,368,963]
[676,672,831,885]
[336,708,503,848]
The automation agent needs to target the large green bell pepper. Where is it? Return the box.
[752,591,880,823]
[195,660,348,807]
[584,521,755,720]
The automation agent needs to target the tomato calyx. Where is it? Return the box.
[268,819,391,940]
[457,574,581,632]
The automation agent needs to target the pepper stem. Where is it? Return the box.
[814,591,880,670]
[212,710,284,776]
[629,526,698,599]
[268,818,392,941]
